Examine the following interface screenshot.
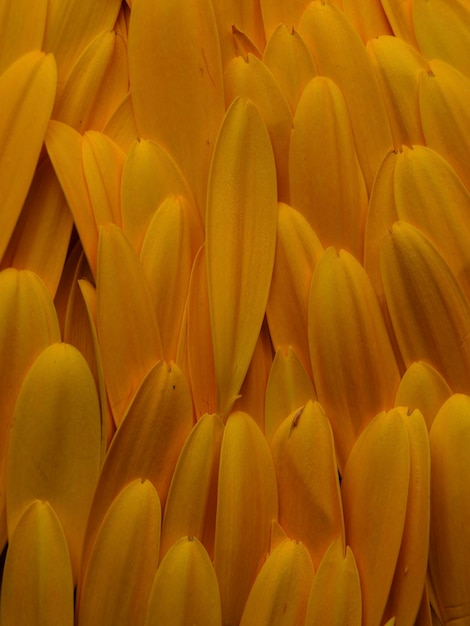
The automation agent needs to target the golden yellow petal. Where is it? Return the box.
[0,501,73,626]
[262,24,318,114]
[428,394,470,624]
[266,203,323,379]
[342,0,392,42]
[309,247,400,470]
[298,1,392,191]
[0,51,56,260]
[214,411,278,625]
[264,346,316,443]
[206,98,277,417]
[102,92,139,153]
[240,539,314,626]
[7,343,101,581]
[96,224,162,424]
[395,362,452,431]
[144,537,222,626]
[0,0,46,73]
[259,0,313,41]
[342,409,410,626]
[381,221,470,393]
[224,54,293,201]
[121,139,196,253]
[380,0,417,46]
[270,400,345,568]
[140,195,203,361]
[128,0,224,220]
[161,413,224,560]
[305,539,362,626]
[289,76,368,260]
[77,479,161,626]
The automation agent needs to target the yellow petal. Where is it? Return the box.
[161,413,224,560]
[270,401,345,567]
[0,51,57,259]
[259,0,314,41]
[262,24,318,114]
[144,537,222,626]
[214,411,278,625]
[385,407,431,626]
[298,1,392,191]
[206,98,277,416]
[309,247,400,470]
[305,539,362,626]
[0,0,47,73]
[342,0,393,42]
[367,36,427,147]
[414,0,470,78]
[0,158,72,299]
[7,343,101,581]
[342,409,410,626]
[0,501,73,626]
[289,76,368,260]
[121,139,196,253]
[96,224,162,424]
[264,346,316,443]
[429,394,470,624]
[395,362,452,431]
[240,539,314,626]
[77,479,161,626]
[380,221,470,393]
[0,269,60,549]
[140,195,203,361]
[380,0,417,46]
[266,202,322,378]
[128,0,224,220]
[102,92,139,153]
[224,54,293,201]
[82,362,193,575]
[419,59,470,191]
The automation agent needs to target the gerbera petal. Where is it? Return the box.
[214,411,278,625]
[206,98,277,417]
[102,93,138,153]
[239,539,314,625]
[341,0,392,42]
[259,0,312,41]
[270,400,345,568]
[0,501,73,626]
[144,537,222,626]
[0,0,46,73]
[0,51,56,260]
[380,0,416,45]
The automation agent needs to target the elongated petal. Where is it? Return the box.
[240,539,314,626]
[206,98,277,416]
[414,0,470,78]
[309,247,400,470]
[7,343,101,580]
[419,60,470,191]
[140,195,203,360]
[380,0,417,45]
[0,0,46,73]
[367,36,427,147]
[298,2,392,191]
[395,362,452,431]
[266,202,323,378]
[0,501,73,626]
[224,54,293,200]
[381,221,470,393]
[0,51,56,259]
[289,76,368,260]
[429,394,470,624]
[342,409,410,626]
[262,24,318,114]
[161,414,224,560]
[259,0,313,41]
[305,539,362,626]
[121,139,196,253]
[102,92,139,153]
[342,0,392,42]
[81,362,193,574]
[214,411,278,625]
[128,0,224,219]
[264,346,316,443]
[77,480,161,626]
[96,224,162,424]
[144,537,222,626]
[385,408,430,626]
[270,400,345,567]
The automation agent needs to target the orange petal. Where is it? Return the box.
[259,0,313,41]
[380,0,417,46]
[102,92,139,153]
[270,400,345,568]
[0,0,47,73]
[214,411,278,625]
[206,98,277,416]
[341,0,392,42]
